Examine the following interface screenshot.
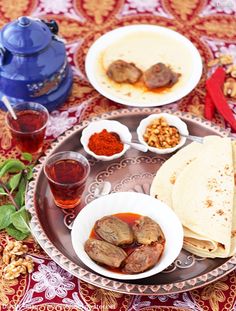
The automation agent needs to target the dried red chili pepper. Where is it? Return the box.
[204,92,215,120]
[204,67,226,121]
[206,67,236,132]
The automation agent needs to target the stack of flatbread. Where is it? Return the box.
[150,136,236,258]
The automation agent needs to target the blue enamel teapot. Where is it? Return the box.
[0,16,73,111]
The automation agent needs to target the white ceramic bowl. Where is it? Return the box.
[80,120,132,161]
[71,192,183,280]
[85,25,202,107]
[137,113,189,154]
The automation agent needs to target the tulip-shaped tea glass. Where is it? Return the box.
[44,151,90,209]
[6,102,49,154]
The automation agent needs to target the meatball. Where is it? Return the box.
[95,215,134,246]
[106,60,142,84]
[84,238,127,268]
[143,62,179,89]
[122,242,164,273]
[132,216,165,245]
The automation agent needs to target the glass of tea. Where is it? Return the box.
[6,102,49,154]
[44,151,90,209]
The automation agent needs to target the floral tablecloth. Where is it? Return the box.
[0,0,236,310]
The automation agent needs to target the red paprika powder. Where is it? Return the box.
[88,129,124,156]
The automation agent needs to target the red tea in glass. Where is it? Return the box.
[6,102,49,154]
[44,152,90,209]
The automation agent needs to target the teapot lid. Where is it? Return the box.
[0,16,52,55]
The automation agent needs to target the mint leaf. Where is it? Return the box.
[22,153,33,162]
[0,159,25,177]
[11,206,30,234]
[6,224,28,240]
[9,172,22,192]
[15,176,26,207]
[0,204,15,230]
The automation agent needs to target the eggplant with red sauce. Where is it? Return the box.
[123,242,164,274]
[84,238,127,268]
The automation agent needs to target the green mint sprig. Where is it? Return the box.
[0,153,34,240]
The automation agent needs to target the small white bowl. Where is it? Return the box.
[81,120,132,161]
[71,192,183,280]
[137,113,189,154]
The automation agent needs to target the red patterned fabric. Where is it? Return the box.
[0,1,236,310]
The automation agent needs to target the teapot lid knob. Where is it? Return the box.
[18,16,31,26]
[0,16,52,55]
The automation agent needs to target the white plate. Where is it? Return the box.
[71,192,183,280]
[85,25,202,107]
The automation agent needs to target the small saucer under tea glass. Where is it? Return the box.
[6,102,49,155]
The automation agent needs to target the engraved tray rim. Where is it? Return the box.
[26,107,236,295]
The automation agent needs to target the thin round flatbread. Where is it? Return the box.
[172,136,234,258]
[230,140,236,256]
[150,141,203,207]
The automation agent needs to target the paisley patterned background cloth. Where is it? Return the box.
[0,0,236,310]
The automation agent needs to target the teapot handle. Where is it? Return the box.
[0,46,6,66]
[42,19,59,35]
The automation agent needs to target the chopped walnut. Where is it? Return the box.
[207,59,220,67]
[207,54,233,67]
[223,78,236,98]
[219,54,234,65]
[2,241,33,280]
[3,256,34,280]
[3,241,28,265]
[216,209,224,216]
[143,117,180,149]
[226,65,236,78]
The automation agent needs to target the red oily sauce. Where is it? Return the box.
[89,212,165,274]
[132,80,172,94]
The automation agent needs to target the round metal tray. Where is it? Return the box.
[26,107,236,295]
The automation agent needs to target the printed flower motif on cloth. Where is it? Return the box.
[79,280,132,311]
[173,292,203,311]
[122,0,160,14]
[83,284,123,309]
[63,292,91,311]
[0,1,236,311]
[32,261,75,300]
[83,0,116,24]
[201,277,229,311]
[46,110,77,138]
[216,44,236,63]
[0,0,37,20]
[0,269,18,307]
[156,294,179,302]
[0,110,13,150]
[39,0,72,14]
[190,271,236,311]
[120,0,170,18]
[201,0,236,16]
